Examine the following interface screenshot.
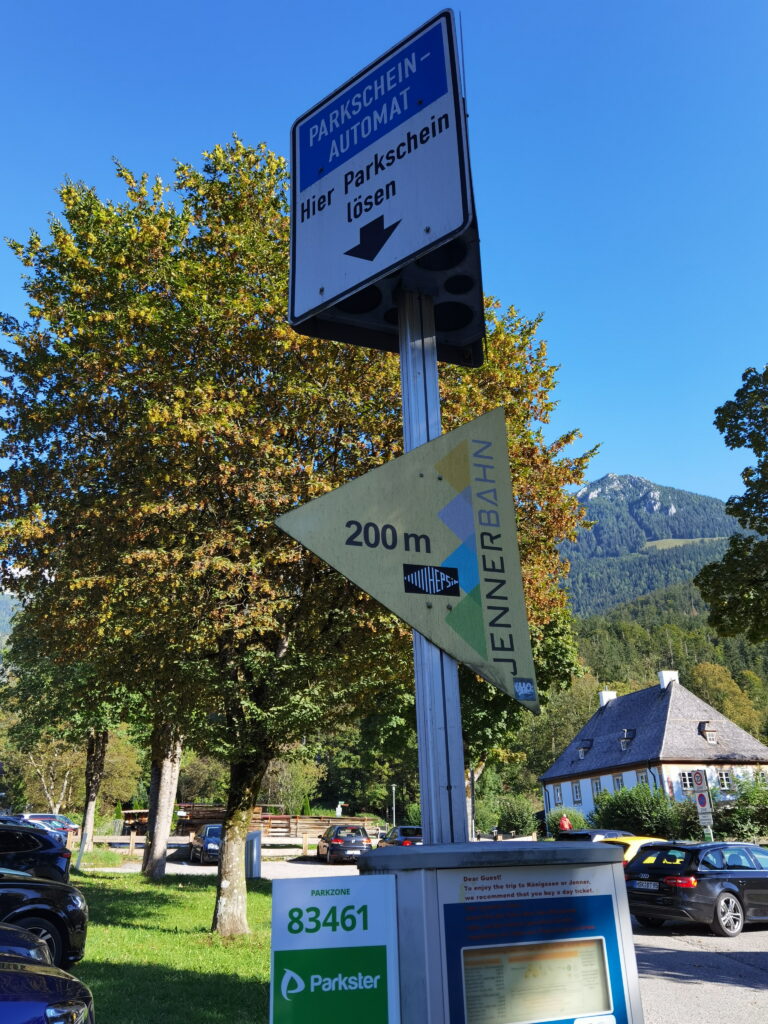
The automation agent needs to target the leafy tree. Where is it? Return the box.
[0,139,592,936]
[696,366,768,642]
[496,792,537,836]
[687,662,763,736]
[259,749,326,815]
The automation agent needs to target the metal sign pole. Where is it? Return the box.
[398,290,468,845]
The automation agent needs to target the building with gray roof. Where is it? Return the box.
[539,671,768,819]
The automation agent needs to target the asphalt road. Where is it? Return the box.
[634,919,768,1022]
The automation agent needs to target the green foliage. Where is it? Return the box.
[403,801,421,825]
[696,366,768,644]
[713,774,768,841]
[497,793,537,836]
[575,582,768,731]
[588,784,702,839]
[544,806,587,835]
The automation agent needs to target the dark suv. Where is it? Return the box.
[0,825,72,883]
[625,840,768,937]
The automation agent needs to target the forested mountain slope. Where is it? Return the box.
[575,581,768,689]
[562,474,741,615]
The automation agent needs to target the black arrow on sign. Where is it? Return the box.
[344,215,401,261]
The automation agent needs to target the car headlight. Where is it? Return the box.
[205,841,220,850]
[45,1001,90,1023]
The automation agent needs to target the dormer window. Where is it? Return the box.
[619,728,636,751]
[577,739,593,760]
[699,721,717,744]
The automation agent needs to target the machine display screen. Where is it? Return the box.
[462,936,612,1024]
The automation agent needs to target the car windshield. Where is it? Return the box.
[206,826,222,838]
[337,828,367,838]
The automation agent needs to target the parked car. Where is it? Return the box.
[0,922,52,964]
[316,825,372,863]
[376,825,423,848]
[19,814,79,835]
[625,840,768,937]
[554,829,633,842]
[0,825,72,882]
[0,868,88,966]
[0,921,94,1023]
[599,835,664,865]
[189,823,223,864]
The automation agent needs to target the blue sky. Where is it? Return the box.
[2,1,766,501]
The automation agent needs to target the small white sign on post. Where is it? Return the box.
[270,874,400,1024]
[290,10,471,324]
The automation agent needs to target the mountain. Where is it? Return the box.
[562,474,741,616]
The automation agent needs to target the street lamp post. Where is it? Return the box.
[391,784,396,828]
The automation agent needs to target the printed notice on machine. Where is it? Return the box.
[462,937,613,1024]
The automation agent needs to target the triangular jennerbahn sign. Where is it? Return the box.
[276,408,539,712]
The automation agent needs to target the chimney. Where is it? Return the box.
[598,690,617,708]
[658,670,678,690]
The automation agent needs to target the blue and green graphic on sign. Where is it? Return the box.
[276,407,539,711]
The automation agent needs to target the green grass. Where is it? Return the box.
[74,848,142,870]
[72,872,271,1024]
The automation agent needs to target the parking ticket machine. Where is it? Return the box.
[359,841,645,1024]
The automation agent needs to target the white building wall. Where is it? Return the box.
[542,766,666,820]
[659,762,764,802]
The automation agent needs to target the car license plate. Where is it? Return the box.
[632,880,659,891]
[348,849,360,856]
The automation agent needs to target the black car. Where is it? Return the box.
[376,825,423,847]
[0,923,52,965]
[0,825,72,883]
[0,868,88,966]
[316,825,371,863]
[625,840,768,937]
[0,954,94,1023]
[189,823,222,865]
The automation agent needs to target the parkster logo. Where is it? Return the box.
[280,969,305,1001]
[273,947,388,1023]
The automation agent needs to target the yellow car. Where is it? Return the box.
[599,835,665,866]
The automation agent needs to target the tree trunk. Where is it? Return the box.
[211,753,269,937]
[80,729,109,854]
[141,753,162,873]
[142,721,183,880]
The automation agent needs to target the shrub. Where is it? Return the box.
[713,774,768,841]
[588,784,701,839]
[474,796,501,834]
[544,806,587,836]
[497,794,537,836]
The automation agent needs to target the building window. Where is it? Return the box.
[553,783,562,805]
[637,770,648,787]
[679,771,694,791]
[591,778,602,798]
[613,774,624,792]
[705,731,717,744]
[572,781,582,805]
[718,771,732,791]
